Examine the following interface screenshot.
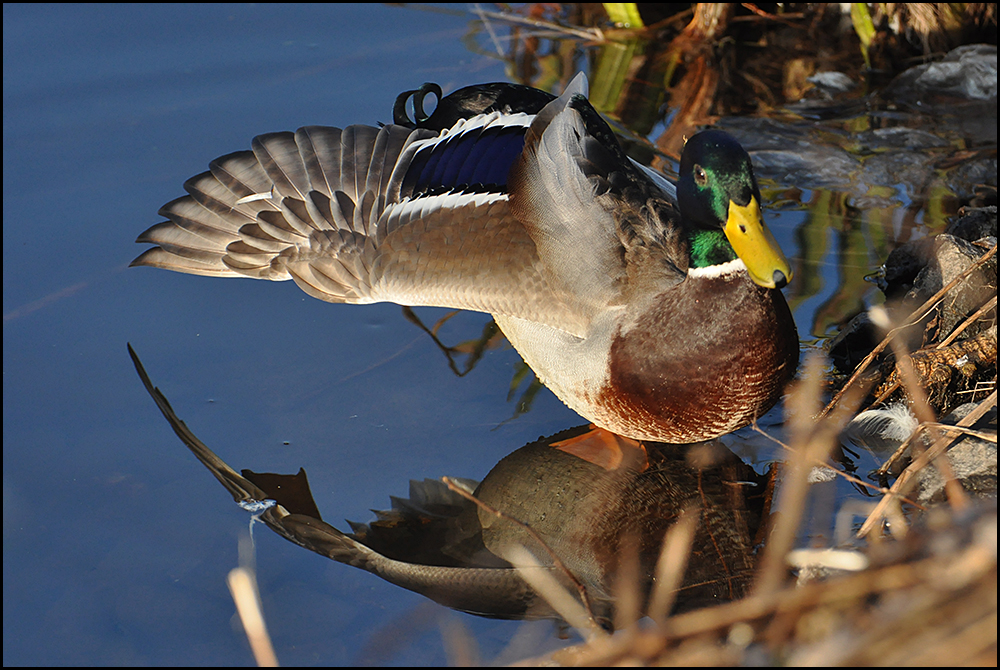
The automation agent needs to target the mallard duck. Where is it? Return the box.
[133,73,798,443]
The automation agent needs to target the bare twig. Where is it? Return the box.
[647,506,700,626]
[471,3,505,58]
[751,410,922,505]
[859,390,996,538]
[440,476,601,630]
[472,8,605,42]
[736,3,806,25]
[505,546,606,642]
[821,245,997,419]
[866,294,997,408]
[936,294,997,349]
[754,354,843,597]
[228,567,279,667]
[870,307,970,511]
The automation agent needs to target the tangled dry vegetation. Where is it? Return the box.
[459,7,998,664]
[517,402,996,665]
[511,222,996,666]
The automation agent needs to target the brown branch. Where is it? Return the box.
[440,476,600,629]
[753,355,842,597]
[860,390,996,537]
[472,8,605,42]
[753,421,921,506]
[870,307,969,511]
[936,294,997,349]
[736,4,806,26]
[821,244,997,419]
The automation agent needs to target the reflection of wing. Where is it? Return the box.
[128,344,550,620]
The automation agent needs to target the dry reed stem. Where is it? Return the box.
[647,506,700,626]
[875,392,998,480]
[505,546,606,642]
[541,339,993,664]
[440,616,481,667]
[751,371,912,506]
[858,389,996,537]
[473,6,605,42]
[870,306,970,510]
[538,522,995,666]
[611,535,643,632]
[922,422,996,441]
[924,389,997,450]
[866,292,997,408]
[936,294,997,349]
[854,306,992,538]
[858,451,924,539]
[440,476,603,634]
[753,420,920,507]
[753,354,834,596]
[227,567,279,667]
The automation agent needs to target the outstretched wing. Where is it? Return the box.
[133,74,683,337]
[133,114,588,329]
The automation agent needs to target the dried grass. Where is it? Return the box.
[509,240,997,666]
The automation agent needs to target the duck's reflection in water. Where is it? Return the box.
[131,345,771,630]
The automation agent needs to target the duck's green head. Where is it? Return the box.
[677,130,792,289]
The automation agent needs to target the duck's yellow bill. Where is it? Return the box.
[724,197,792,289]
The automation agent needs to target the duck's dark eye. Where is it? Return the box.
[693,165,708,186]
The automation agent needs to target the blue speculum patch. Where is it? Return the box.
[404,124,527,196]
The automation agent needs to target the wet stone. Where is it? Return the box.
[712,116,815,151]
[855,126,951,152]
[945,205,998,243]
[888,233,997,340]
[807,71,856,95]
[883,44,998,103]
[944,158,999,203]
[752,146,860,190]
[857,150,938,197]
[913,402,998,505]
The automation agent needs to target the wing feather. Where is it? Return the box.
[134,88,626,334]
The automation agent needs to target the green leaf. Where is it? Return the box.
[603,3,644,29]
[850,3,876,69]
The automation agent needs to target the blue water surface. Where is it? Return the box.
[4,4,586,665]
[7,2,920,664]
